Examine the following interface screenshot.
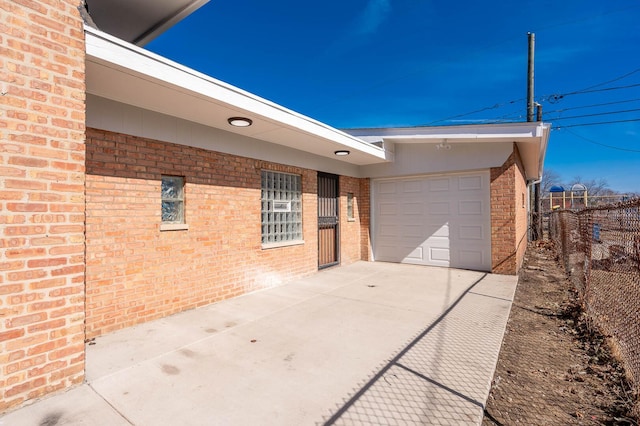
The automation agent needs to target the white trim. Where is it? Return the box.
[84,28,388,164]
[261,240,305,250]
[160,223,189,231]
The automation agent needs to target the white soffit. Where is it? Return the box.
[84,28,388,166]
[347,123,551,180]
[86,0,209,46]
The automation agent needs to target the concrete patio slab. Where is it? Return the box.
[0,261,516,425]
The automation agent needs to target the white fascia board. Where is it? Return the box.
[84,28,386,161]
[349,122,551,180]
[535,122,551,179]
[346,122,545,142]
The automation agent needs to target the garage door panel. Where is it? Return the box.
[458,175,483,191]
[459,200,483,215]
[429,247,450,263]
[379,202,398,215]
[426,224,449,238]
[378,181,397,194]
[405,246,424,261]
[378,224,399,238]
[429,178,450,192]
[377,244,425,263]
[458,225,484,240]
[403,202,423,215]
[402,225,424,238]
[457,250,485,266]
[373,171,491,271]
[428,202,450,215]
[402,180,423,193]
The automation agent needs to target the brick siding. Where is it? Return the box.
[85,128,368,338]
[339,176,369,264]
[0,0,86,412]
[490,144,527,274]
[359,179,371,261]
[514,147,528,272]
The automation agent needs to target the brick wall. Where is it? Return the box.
[85,128,367,338]
[359,179,371,261]
[0,0,86,412]
[490,144,527,274]
[339,176,369,264]
[513,147,528,272]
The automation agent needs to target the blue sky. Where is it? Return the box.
[147,0,640,193]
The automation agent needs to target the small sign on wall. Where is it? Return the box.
[272,200,291,212]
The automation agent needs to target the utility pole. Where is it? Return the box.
[527,32,535,123]
[527,32,542,240]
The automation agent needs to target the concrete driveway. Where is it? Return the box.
[0,261,517,425]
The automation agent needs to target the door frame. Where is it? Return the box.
[317,172,340,269]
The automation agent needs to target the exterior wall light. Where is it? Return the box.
[228,117,253,127]
[436,141,451,150]
[334,150,350,156]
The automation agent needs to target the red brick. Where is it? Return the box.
[7,312,48,328]
[48,343,83,361]
[4,225,47,235]
[28,360,67,378]
[27,257,67,268]
[0,283,25,295]
[5,247,47,258]
[0,261,25,272]
[7,269,47,282]
[29,277,66,290]
[6,203,47,212]
[0,328,25,343]
[27,318,65,333]
[0,166,27,178]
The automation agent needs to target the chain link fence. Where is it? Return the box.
[549,199,640,417]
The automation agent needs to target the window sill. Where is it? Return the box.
[347,218,356,222]
[261,240,304,250]
[160,223,189,232]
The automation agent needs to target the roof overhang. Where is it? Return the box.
[346,122,551,181]
[86,0,210,46]
[84,27,389,166]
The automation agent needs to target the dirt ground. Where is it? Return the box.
[482,242,638,426]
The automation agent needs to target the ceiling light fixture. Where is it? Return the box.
[334,150,350,156]
[436,140,451,150]
[228,117,253,127]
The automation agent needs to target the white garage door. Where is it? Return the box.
[373,171,491,271]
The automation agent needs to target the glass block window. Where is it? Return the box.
[161,175,185,224]
[261,171,302,244]
[347,192,354,220]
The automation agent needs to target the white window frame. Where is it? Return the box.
[160,175,188,231]
[347,192,355,221]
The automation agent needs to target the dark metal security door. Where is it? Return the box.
[318,173,339,269]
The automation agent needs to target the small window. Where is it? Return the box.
[347,192,354,220]
[161,175,185,224]
[261,171,302,245]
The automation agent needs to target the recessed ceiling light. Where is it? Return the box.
[334,150,350,156]
[228,117,252,127]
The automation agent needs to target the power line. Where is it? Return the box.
[424,98,525,125]
[552,118,640,129]
[543,83,640,103]
[570,67,640,93]
[546,107,640,122]
[543,98,640,115]
[429,71,640,125]
[563,128,640,153]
